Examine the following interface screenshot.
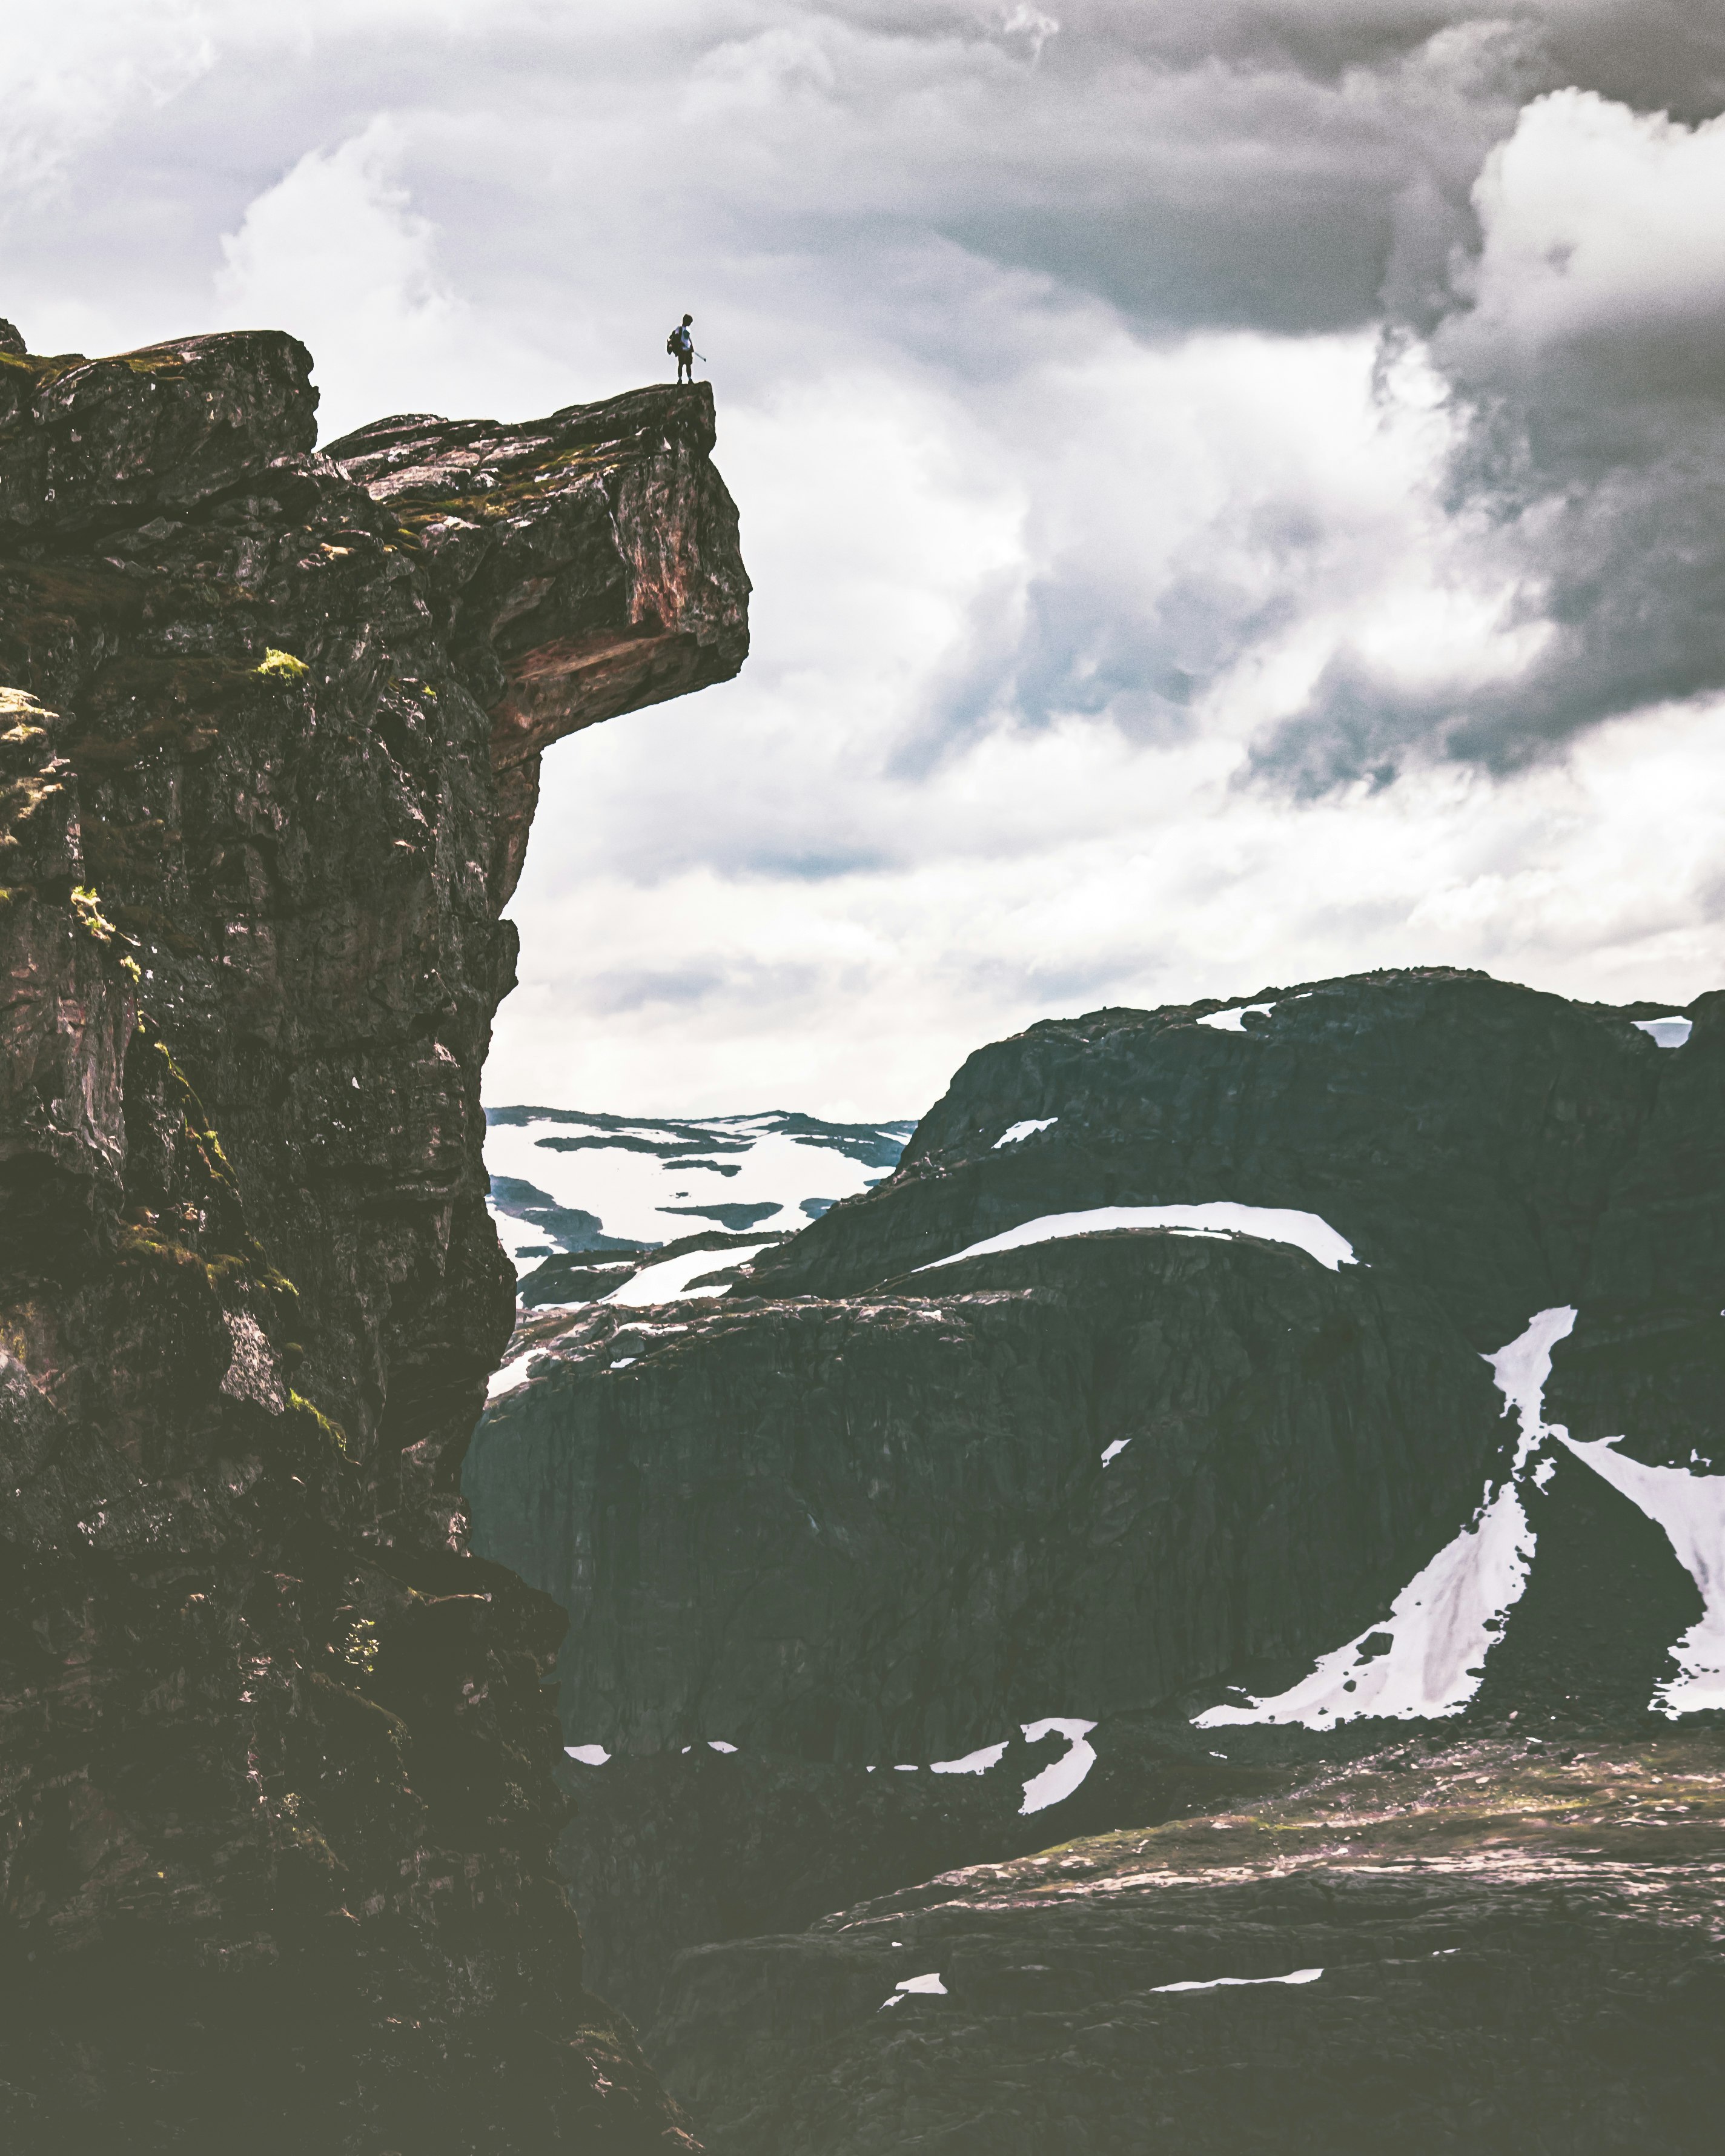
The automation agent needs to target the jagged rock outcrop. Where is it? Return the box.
[465,968,1725,2140]
[1,325,747,2151]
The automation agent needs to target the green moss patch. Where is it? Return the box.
[287,1388,351,1459]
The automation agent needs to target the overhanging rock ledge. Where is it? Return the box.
[0,326,747,2152]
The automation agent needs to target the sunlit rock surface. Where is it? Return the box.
[0,326,747,2152]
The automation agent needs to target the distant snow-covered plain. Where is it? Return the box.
[483,1106,915,1271]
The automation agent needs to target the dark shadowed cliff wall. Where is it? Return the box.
[0,327,747,2152]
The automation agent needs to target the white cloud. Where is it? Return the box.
[1448,88,1725,389]
[497,686,1725,1117]
[0,1,214,203]
[211,117,554,431]
[217,119,449,339]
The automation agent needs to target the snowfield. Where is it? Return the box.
[484,1108,915,1271]
[1558,1436,1725,1713]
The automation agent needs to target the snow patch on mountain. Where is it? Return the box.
[918,1203,1359,1276]
[1558,1437,1725,1713]
[1019,1717,1099,1813]
[880,1972,947,2008]
[995,1117,1057,1147]
[1152,1968,1324,1994]
[930,1741,1011,1776]
[1197,1306,1575,1728]
[603,1242,775,1307]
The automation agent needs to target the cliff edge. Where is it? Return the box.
[0,326,747,2152]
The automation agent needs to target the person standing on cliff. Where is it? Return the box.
[668,314,695,385]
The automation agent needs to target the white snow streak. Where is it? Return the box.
[565,1744,611,1765]
[995,1117,1057,1147]
[1197,1307,1577,1729]
[603,1243,771,1306]
[1100,1438,1131,1466]
[1197,1002,1275,1033]
[1558,1437,1725,1713]
[880,1972,948,2008]
[1019,1717,1098,1813]
[1152,1967,1323,1994]
[485,1354,538,1401]
[1482,1306,1580,1459]
[930,1741,1010,1775]
[1634,1016,1692,1048]
[917,1203,1359,1277]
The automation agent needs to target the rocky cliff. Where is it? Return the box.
[0,325,747,2152]
[466,969,1725,2145]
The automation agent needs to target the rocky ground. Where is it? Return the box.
[1,323,747,2151]
[657,1725,1725,2153]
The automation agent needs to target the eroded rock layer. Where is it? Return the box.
[1,328,747,2152]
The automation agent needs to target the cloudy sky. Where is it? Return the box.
[8,2,1725,1116]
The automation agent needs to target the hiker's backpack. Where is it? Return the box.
[666,331,679,355]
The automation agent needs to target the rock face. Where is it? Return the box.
[474,1235,1503,1758]
[464,969,1725,2140]
[0,327,747,2151]
[749,970,1690,1341]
